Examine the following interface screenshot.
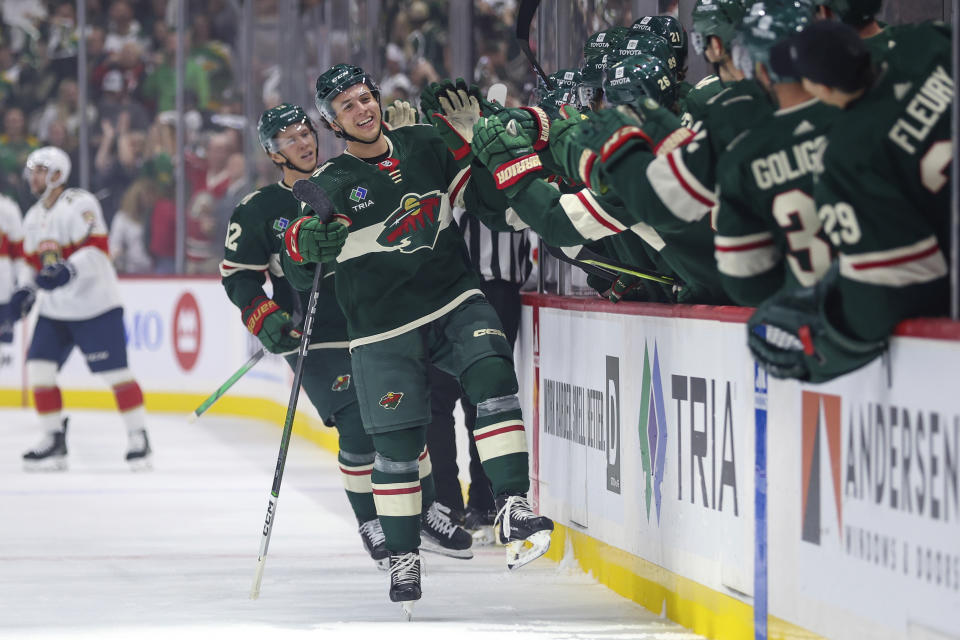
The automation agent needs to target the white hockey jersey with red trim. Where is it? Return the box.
[22,188,122,320]
[0,193,25,305]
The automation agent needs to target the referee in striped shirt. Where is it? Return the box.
[426,209,534,530]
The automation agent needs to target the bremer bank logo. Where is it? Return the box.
[638,340,667,523]
[802,391,843,545]
[173,292,201,371]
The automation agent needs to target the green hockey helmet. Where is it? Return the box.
[631,15,689,72]
[583,26,630,59]
[536,87,578,119]
[691,0,748,55]
[257,103,316,153]
[732,1,814,83]
[314,63,381,123]
[609,31,679,79]
[603,54,679,111]
[534,68,581,103]
[813,0,882,26]
[578,54,610,109]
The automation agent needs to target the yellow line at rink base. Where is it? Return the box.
[1,388,823,640]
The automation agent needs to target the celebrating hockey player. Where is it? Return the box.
[0,192,24,348]
[714,1,836,305]
[12,146,152,470]
[749,19,954,381]
[279,64,553,612]
[220,103,472,570]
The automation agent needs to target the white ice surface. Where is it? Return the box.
[0,409,704,640]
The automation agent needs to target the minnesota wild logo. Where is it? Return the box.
[379,391,404,410]
[376,190,443,253]
[331,374,351,391]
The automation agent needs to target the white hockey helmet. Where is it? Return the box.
[25,146,71,200]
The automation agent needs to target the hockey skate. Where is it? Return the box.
[494,493,554,570]
[125,429,153,471]
[463,505,497,546]
[22,418,68,471]
[420,501,473,559]
[388,550,422,620]
[358,518,390,570]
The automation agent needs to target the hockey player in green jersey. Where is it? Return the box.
[715,1,837,305]
[749,20,953,382]
[220,103,473,573]
[280,65,553,611]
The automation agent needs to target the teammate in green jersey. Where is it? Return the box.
[749,19,953,382]
[220,103,472,573]
[280,65,554,610]
[715,1,837,305]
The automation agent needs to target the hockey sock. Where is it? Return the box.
[29,360,62,432]
[461,357,529,496]
[371,427,427,553]
[418,446,437,510]
[100,370,146,437]
[336,404,378,523]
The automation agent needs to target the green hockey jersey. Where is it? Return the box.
[679,74,724,127]
[814,22,953,341]
[220,181,349,344]
[288,124,483,345]
[714,98,837,306]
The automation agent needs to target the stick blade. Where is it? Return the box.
[487,82,508,107]
[250,557,266,600]
[292,179,335,223]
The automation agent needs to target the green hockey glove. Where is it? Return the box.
[383,99,419,129]
[747,265,887,383]
[472,116,546,198]
[548,105,589,183]
[573,108,659,191]
[494,107,551,152]
[420,78,481,168]
[241,296,302,354]
[619,101,693,156]
[605,274,645,303]
[283,216,348,264]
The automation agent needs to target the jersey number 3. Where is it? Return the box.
[772,189,832,287]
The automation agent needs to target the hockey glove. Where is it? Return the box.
[472,116,546,198]
[493,107,551,153]
[8,286,36,319]
[619,101,693,156]
[383,100,419,129]
[284,217,348,264]
[747,265,887,383]
[36,261,76,290]
[548,105,594,185]
[242,295,302,354]
[420,78,481,168]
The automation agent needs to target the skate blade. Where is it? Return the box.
[469,525,496,546]
[401,601,415,621]
[23,457,68,472]
[126,456,153,472]
[505,530,552,570]
[419,536,474,559]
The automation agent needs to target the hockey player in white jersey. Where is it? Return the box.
[0,192,24,348]
[10,147,152,471]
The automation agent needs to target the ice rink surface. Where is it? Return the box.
[1,408,704,640]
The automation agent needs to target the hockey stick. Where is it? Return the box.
[515,0,553,89]
[250,179,334,599]
[188,349,265,423]
[543,243,679,286]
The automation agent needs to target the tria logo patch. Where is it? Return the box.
[273,217,290,232]
[379,391,403,410]
[376,190,444,252]
[331,374,351,391]
[349,186,367,202]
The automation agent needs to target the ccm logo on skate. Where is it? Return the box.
[473,328,506,339]
[379,392,404,410]
[173,292,202,372]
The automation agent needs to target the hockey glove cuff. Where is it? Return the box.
[284,216,348,264]
[472,117,545,198]
[242,296,302,354]
[36,261,76,291]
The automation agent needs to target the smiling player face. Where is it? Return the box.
[331,83,382,143]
